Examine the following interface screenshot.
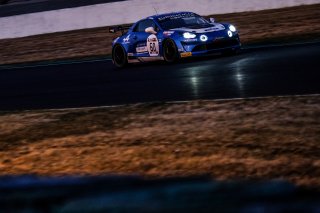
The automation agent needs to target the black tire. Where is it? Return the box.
[163,39,179,63]
[112,45,128,68]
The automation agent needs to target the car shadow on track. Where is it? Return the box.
[113,51,245,72]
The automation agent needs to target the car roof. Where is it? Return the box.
[147,11,196,20]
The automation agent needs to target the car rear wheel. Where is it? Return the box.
[163,39,179,63]
[112,45,128,68]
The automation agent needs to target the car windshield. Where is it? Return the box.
[157,13,211,30]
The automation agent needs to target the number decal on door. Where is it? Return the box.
[147,34,159,57]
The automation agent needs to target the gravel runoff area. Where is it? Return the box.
[0,4,320,65]
[0,95,319,188]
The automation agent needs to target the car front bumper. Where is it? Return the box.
[177,31,241,58]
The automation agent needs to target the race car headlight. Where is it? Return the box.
[229,25,236,32]
[200,35,208,42]
[183,32,196,39]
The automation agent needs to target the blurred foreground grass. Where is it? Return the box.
[0,95,319,188]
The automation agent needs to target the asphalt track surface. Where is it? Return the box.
[0,42,320,111]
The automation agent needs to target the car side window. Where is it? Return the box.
[134,19,158,32]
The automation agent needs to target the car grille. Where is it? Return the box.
[192,39,239,52]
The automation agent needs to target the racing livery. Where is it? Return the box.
[110,12,241,68]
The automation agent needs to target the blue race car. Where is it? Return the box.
[110,11,241,68]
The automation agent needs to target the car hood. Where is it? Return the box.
[170,23,226,34]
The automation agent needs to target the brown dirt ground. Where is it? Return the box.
[0,96,319,188]
[0,4,320,65]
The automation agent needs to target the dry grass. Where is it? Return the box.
[0,96,319,188]
[209,4,320,45]
[0,4,320,65]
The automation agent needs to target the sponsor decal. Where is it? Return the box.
[149,37,157,42]
[147,34,159,56]
[128,53,134,56]
[163,31,175,37]
[136,46,148,53]
[123,34,130,43]
[183,38,198,42]
[158,12,195,21]
[180,52,192,58]
[137,42,147,47]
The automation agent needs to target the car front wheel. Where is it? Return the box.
[163,39,179,63]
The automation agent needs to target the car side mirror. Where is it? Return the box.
[145,27,157,34]
[209,18,215,23]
